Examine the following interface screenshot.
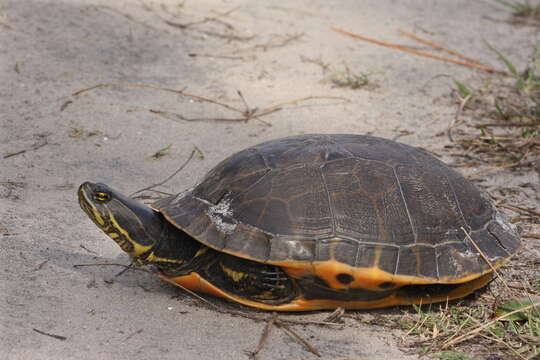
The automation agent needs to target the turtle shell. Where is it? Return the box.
[153,134,520,286]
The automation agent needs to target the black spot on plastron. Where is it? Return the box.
[336,273,354,285]
[379,281,395,289]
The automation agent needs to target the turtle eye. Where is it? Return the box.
[94,191,111,202]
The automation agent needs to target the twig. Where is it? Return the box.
[275,319,321,357]
[331,27,500,74]
[448,94,473,142]
[188,53,247,60]
[402,301,431,339]
[74,263,125,268]
[474,122,540,128]
[3,139,49,159]
[233,33,304,54]
[73,82,348,127]
[252,33,304,51]
[470,319,529,360]
[162,6,239,29]
[507,283,539,293]
[248,313,277,359]
[3,150,26,159]
[499,204,540,218]
[323,307,345,323]
[80,244,99,254]
[129,147,200,197]
[33,260,48,272]
[300,55,332,74]
[190,29,254,42]
[155,6,253,41]
[398,30,486,66]
[92,5,163,33]
[72,82,240,113]
[470,156,540,177]
[149,109,247,123]
[124,329,143,341]
[32,328,67,341]
[60,100,73,112]
[263,95,350,113]
[115,262,134,277]
[522,233,540,239]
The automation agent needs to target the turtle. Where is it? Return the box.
[78,134,521,311]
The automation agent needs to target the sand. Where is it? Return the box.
[2,1,538,359]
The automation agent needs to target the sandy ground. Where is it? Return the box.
[1,1,539,359]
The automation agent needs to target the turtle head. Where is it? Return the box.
[78,182,164,261]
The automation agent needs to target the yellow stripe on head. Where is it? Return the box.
[78,182,156,259]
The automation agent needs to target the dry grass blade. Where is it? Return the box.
[398,30,487,66]
[32,328,67,341]
[451,43,539,176]
[233,33,304,54]
[73,262,155,274]
[149,109,254,124]
[275,319,322,357]
[3,138,49,159]
[331,27,500,73]
[323,307,345,323]
[129,147,201,197]
[474,122,540,128]
[163,6,240,29]
[72,82,240,113]
[470,322,529,360]
[460,227,511,293]
[92,5,162,33]
[499,204,540,218]
[72,82,348,127]
[441,300,540,349]
[403,311,430,340]
[264,95,350,112]
[471,155,539,177]
[448,93,473,142]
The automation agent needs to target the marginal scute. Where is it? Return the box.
[375,246,401,274]
[332,240,360,265]
[487,219,521,254]
[353,244,379,268]
[436,242,483,280]
[468,227,511,262]
[397,245,438,279]
[268,237,316,262]
[223,224,271,260]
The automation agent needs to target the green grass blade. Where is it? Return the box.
[453,79,472,97]
[485,42,519,78]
